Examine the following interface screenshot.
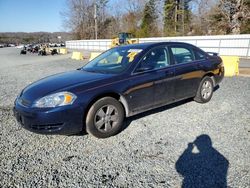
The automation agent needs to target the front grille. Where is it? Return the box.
[18,97,31,107]
[30,123,64,131]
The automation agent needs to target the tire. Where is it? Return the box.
[194,76,214,103]
[86,97,125,138]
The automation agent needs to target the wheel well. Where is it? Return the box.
[83,92,128,128]
[203,73,215,86]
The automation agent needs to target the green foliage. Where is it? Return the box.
[164,0,176,36]
[140,0,158,37]
[164,0,191,36]
[61,0,248,39]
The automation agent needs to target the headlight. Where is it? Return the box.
[33,92,77,108]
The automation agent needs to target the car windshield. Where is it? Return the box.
[82,47,143,74]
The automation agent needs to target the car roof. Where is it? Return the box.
[121,42,194,49]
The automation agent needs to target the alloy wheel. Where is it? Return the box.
[94,105,119,133]
[201,81,212,100]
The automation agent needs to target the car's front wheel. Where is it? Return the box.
[194,76,214,103]
[86,97,125,138]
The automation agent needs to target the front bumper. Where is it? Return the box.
[13,100,84,135]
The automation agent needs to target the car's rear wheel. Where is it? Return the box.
[194,76,214,103]
[86,97,124,138]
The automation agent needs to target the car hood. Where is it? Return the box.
[21,70,113,102]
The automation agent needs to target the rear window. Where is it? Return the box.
[138,46,170,70]
[170,47,195,64]
[194,49,207,60]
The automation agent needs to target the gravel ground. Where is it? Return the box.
[0,48,250,187]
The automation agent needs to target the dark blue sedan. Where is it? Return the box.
[13,42,224,138]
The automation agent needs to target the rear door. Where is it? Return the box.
[168,45,202,100]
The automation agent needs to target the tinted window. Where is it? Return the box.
[170,47,194,64]
[195,49,206,60]
[137,47,170,71]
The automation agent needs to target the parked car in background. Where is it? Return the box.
[7,44,15,47]
[16,45,24,49]
[13,42,224,138]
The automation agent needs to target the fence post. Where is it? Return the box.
[246,38,250,58]
[218,39,222,55]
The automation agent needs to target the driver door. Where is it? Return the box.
[126,46,175,114]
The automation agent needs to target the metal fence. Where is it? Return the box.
[66,34,250,58]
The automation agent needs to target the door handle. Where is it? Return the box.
[165,71,174,76]
[197,64,204,69]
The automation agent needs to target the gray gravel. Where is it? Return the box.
[0,48,250,187]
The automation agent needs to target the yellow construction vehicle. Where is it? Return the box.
[110,32,139,48]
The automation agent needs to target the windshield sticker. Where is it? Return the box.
[127,52,139,62]
[127,49,142,62]
[117,56,123,63]
[128,49,143,53]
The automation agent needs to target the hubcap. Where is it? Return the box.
[201,81,212,99]
[94,105,119,133]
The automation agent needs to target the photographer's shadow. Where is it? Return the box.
[175,134,229,188]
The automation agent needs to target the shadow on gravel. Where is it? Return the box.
[214,85,220,92]
[175,134,229,188]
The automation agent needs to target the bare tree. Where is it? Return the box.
[120,0,146,36]
[61,0,111,39]
[189,0,216,35]
[231,0,249,34]
[208,0,250,34]
[60,0,249,39]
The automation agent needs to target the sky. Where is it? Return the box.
[0,0,67,32]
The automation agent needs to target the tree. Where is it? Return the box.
[239,0,250,34]
[209,0,250,34]
[61,0,93,39]
[182,0,192,34]
[60,0,249,39]
[61,0,111,39]
[119,0,146,37]
[163,0,192,36]
[164,0,176,36]
[96,0,110,38]
[140,0,158,37]
[189,0,213,35]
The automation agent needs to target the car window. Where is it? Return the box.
[99,51,122,65]
[137,47,170,72]
[195,49,206,60]
[170,46,195,64]
[82,47,143,74]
